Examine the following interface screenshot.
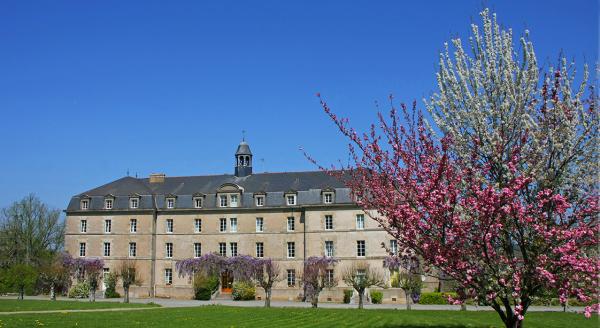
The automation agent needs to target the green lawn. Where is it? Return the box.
[0,299,158,312]
[0,305,597,328]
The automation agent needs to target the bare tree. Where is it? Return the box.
[118,260,142,303]
[342,262,385,309]
[253,259,282,308]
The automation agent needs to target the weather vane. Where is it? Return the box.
[242,130,246,141]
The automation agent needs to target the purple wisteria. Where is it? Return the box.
[302,256,338,308]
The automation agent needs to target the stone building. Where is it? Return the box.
[64,141,433,302]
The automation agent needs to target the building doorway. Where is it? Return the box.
[221,271,233,293]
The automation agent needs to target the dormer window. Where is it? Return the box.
[80,199,89,210]
[323,192,334,204]
[130,198,139,209]
[219,195,228,207]
[216,183,243,208]
[230,194,238,207]
[286,194,297,206]
[166,197,175,209]
[194,197,203,208]
[255,195,265,207]
[104,198,113,210]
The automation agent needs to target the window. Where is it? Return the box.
[194,219,202,233]
[79,243,86,257]
[255,195,265,207]
[287,242,295,258]
[166,198,175,209]
[287,217,295,231]
[230,218,237,232]
[104,220,112,233]
[256,217,264,232]
[165,243,173,258]
[219,242,227,256]
[357,269,366,283]
[81,199,89,210]
[103,242,111,257]
[356,214,365,230]
[130,219,137,233]
[219,195,228,207]
[357,240,366,257]
[166,219,173,233]
[194,243,201,258]
[165,268,173,285]
[105,198,113,210]
[326,269,335,285]
[219,218,227,232]
[323,192,334,204]
[325,241,334,257]
[287,269,296,287]
[325,215,333,230]
[390,240,398,255]
[256,242,264,258]
[286,194,296,206]
[103,268,110,282]
[230,194,238,207]
[130,198,139,209]
[230,242,238,257]
[194,197,203,208]
[129,242,137,257]
[80,220,87,233]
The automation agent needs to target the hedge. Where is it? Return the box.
[232,281,256,301]
[418,292,458,305]
[370,290,383,304]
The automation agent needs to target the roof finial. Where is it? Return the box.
[242,129,246,142]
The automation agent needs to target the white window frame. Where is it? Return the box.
[80,199,89,210]
[165,243,173,258]
[357,240,366,257]
[256,217,264,232]
[194,243,201,258]
[255,195,265,207]
[230,194,239,208]
[230,218,237,232]
[325,215,333,230]
[390,240,398,255]
[230,242,238,257]
[130,198,139,209]
[129,242,137,257]
[104,198,113,210]
[194,219,202,233]
[287,242,295,258]
[219,242,227,256]
[166,198,175,209]
[287,269,296,287]
[79,242,86,257]
[323,192,334,204]
[194,197,203,208]
[287,217,295,232]
[104,220,112,233]
[130,219,137,233]
[256,242,264,258]
[286,194,297,206]
[219,218,227,232]
[165,268,173,285]
[325,240,334,257]
[80,220,87,233]
[326,269,334,285]
[356,214,365,230]
[219,195,228,207]
[103,242,111,257]
[166,219,174,233]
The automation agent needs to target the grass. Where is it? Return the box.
[0,299,159,312]
[0,305,597,328]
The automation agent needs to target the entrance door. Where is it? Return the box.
[221,271,233,293]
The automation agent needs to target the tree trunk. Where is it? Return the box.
[358,290,364,309]
[311,295,319,308]
[124,286,130,303]
[18,286,24,300]
[50,283,56,301]
[461,303,467,311]
[265,289,271,308]
[405,292,411,310]
[89,287,96,302]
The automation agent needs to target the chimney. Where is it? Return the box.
[149,173,166,183]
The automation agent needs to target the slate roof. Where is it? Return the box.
[235,141,252,155]
[66,171,352,211]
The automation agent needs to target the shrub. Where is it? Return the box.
[418,292,458,305]
[370,290,383,304]
[232,281,255,301]
[193,273,219,300]
[104,273,120,298]
[343,289,353,304]
[68,281,90,299]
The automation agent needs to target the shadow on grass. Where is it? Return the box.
[379,325,493,328]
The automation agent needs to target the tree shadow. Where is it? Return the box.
[379,324,493,328]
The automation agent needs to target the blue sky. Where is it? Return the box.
[0,0,597,210]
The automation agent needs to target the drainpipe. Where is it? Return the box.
[301,207,307,302]
[150,194,158,298]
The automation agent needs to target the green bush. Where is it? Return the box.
[104,273,120,298]
[370,290,383,304]
[418,292,458,305]
[193,273,219,300]
[343,289,353,304]
[232,281,255,301]
[68,281,90,299]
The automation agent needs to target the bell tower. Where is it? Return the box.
[234,140,252,177]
